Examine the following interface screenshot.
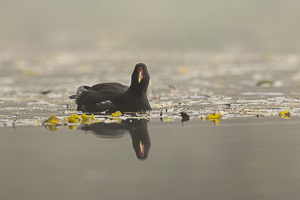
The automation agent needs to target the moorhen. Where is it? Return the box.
[69,63,151,113]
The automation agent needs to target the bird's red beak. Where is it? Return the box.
[137,67,143,83]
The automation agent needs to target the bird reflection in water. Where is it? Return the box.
[80,119,151,160]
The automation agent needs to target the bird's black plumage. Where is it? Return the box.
[70,63,151,113]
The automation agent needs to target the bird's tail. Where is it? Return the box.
[69,95,77,99]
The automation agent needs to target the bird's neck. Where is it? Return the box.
[128,84,148,95]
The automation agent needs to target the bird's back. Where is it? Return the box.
[75,82,129,112]
[89,82,128,93]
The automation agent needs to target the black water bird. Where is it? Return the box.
[70,63,151,113]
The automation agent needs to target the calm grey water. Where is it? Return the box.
[1,117,300,200]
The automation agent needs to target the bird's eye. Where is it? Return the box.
[144,68,147,71]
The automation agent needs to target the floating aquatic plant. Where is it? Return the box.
[44,115,62,124]
[279,110,291,119]
[110,111,122,117]
[64,114,80,123]
[205,113,222,119]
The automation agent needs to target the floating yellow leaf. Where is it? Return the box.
[279,110,291,119]
[44,115,61,124]
[80,114,90,124]
[205,113,222,119]
[81,114,90,120]
[64,114,80,123]
[110,111,122,117]
[80,114,96,124]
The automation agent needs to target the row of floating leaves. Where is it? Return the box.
[0,108,294,129]
[44,109,292,130]
[43,111,148,131]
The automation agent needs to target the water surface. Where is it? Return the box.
[1,117,300,200]
[1,49,300,199]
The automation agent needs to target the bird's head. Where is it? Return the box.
[131,63,150,88]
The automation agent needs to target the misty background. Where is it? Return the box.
[0,0,300,51]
